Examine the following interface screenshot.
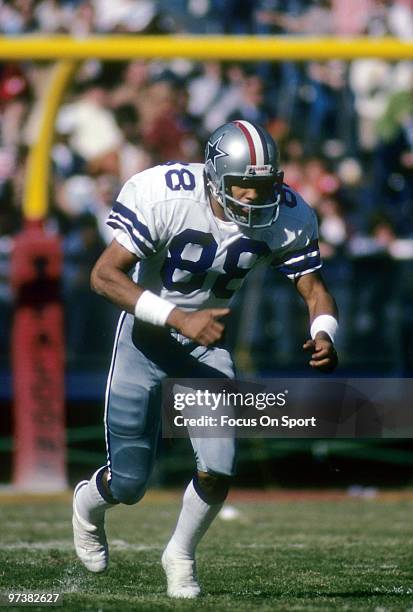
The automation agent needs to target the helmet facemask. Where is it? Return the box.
[220,170,284,228]
[206,162,284,229]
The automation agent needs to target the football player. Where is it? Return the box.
[72,120,338,598]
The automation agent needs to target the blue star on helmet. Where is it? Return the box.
[206,135,228,171]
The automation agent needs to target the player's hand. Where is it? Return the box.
[303,332,338,373]
[167,307,230,347]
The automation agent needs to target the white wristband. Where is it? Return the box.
[134,290,176,327]
[310,314,338,343]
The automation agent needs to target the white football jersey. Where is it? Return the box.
[107,162,322,311]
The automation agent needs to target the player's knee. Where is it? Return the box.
[196,471,232,504]
[109,473,149,505]
[107,437,156,505]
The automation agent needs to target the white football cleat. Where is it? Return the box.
[72,480,108,573]
[161,547,201,599]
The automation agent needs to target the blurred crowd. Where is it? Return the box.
[0,0,413,373]
[1,0,413,36]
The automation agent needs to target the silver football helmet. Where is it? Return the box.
[204,120,284,228]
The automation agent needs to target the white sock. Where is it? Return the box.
[76,468,116,525]
[166,479,223,560]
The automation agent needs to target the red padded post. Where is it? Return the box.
[11,221,67,491]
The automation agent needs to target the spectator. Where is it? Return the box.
[256,0,334,35]
[349,60,412,151]
[0,182,20,356]
[56,82,123,173]
[387,0,413,39]
[113,104,152,184]
[35,0,69,33]
[228,74,276,126]
[331,0,373,36]
[187,62,224,125]
[63,212,116,360]
[110,60,151,112]
[0,64,30,149]
[202,64,246,133]
[0,0,38,33]
[69,1,95,37]
[374,85,413,233]
[348,215,403,363]
[139,77,199,161]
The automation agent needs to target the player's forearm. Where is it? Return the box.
[91,259,187,325]
[306,289,338,324]
[91,262,143,314]
[305,289,339,345]
[296,273,338,324]
[91,262,226,345]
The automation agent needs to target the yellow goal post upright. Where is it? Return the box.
[1,35,412,491]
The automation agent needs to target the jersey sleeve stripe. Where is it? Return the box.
[107,219,154,257]
[107,212,155,253]
[111,201,155,246]
[271,238,319,267]
[283,262,323,280]
[281,250,320,266]
[276,253,321,276]
[107,209,155,252]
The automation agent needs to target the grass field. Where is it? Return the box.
[1,489,413,611]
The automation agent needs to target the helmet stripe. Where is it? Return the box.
[254,123,271,164]
[234,120,266,165]
[233,120,256,164]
